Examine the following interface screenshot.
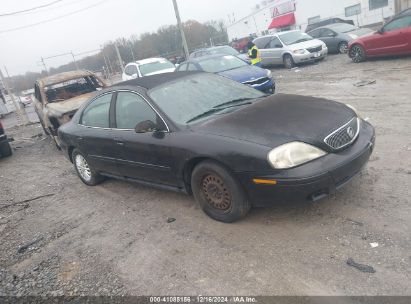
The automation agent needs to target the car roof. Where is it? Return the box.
[114,71,201,90]
[38,70,97,87]
[312,23,354,31]
[255,30,301,39]
[129,57,169,66]
[396,8,411,18]
[188,54,239,63]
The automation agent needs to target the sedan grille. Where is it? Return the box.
[324,118,360,151]
[307,46,322,53]
[243,77,270,86]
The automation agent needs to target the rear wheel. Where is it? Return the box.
[191,160,251,223]
[338,41,349,54]
[350,45,366,63]
[0,141,12,158]
[283,54,295,69]
[72,149,104,186]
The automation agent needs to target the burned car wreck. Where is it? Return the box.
[34,70,106,147]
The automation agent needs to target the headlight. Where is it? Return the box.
[268,142,327,169]
[346,104,361,118]
[266,69,272,78]
[293,49,306,54]
[348,34,358,39]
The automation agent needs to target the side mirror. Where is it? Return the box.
[135,120,157,133]
[377,28,384,34]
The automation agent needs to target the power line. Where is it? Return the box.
[0,0,65,17]
[0,0,110,34]
[11,0,90,17]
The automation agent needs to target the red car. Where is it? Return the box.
[349,10,411,63]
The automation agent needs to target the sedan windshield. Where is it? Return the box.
[139,60,175,76]
[149,74,265,124]
[279,31,314,45]
[197,55,248,73]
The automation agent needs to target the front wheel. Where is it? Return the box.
[338,41,349,54]
[350,45,366,63]
[72,149,105,186]
[191,160,251,223]
[283,54,295,69]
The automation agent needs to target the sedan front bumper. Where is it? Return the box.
[236,120,375,207]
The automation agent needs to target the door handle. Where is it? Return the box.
[114,137,124,146]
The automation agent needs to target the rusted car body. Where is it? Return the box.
[33,70,106,147]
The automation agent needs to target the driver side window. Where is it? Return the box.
[115,92,157,130]
[384,16,411,32]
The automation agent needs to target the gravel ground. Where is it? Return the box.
[0,54,410,296]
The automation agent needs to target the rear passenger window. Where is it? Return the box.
[81,93,112,128]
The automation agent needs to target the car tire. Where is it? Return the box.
[72,149,104,186]
[0,141,12,158]
[338,41,348,54]
[191,160,251,223]
[350,45,366,63]
[283,54,295,69]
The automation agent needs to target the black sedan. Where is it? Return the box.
[58,72,375,223]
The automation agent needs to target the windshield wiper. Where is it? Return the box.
[213,98,257,109]
[186,108,225,124]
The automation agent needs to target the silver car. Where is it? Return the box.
[253,30,328,69]
[308,23,373,54]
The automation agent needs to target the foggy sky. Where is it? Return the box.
[0,0,261,76]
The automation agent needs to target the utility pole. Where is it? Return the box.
[0,67,29,125]
[172,0,190,60]
[71,51,79,70]
[129,42,136,62]
[114,43,124,73]
[40,57,48,75]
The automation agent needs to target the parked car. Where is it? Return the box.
[19,95,33,107]
[253,30,328,69]
[58,72,375,223]
[0,119,12,158]
[176,55,275,93]
[348,9,411,63]
[305,18,355,33]
[308,23,373,54]
[190,46,250,63]
[34,70,107,147]
[122,58,176,81]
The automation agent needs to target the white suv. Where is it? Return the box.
[253,30,328,69]
[122,58,176,81]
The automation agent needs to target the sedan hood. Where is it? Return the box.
[348,28,374,38]
[46,92,95,117]
[218,65,268,83]
[288,39,325,50]
[193,94,356,152]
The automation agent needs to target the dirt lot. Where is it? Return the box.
[1,54,410,296]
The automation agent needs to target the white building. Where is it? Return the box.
[227,0,411,41]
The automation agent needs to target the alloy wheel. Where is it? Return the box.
[351,45,365,63]
[75,154,92,182]
[339,42,348,54]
